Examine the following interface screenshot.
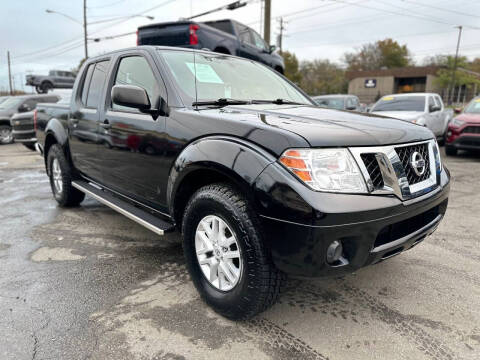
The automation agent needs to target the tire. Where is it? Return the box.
[0,125,13,144]
[445,145,457,156]
[35,86,41,94]
[182,183,285,320]
[47,144,85,207]
[23,142,36,151]
[40,81,53,93]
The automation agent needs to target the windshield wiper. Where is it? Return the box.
[192,98,250,107]
[251,99,305,105]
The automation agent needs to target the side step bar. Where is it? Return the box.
[72,180,174,236]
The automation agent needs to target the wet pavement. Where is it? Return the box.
[0,143,479,360]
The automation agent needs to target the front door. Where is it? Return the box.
[99,53,168,206]
[69,60,110,182]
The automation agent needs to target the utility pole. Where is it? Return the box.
[7,51,13,95]
[83,0,88,59]
[449,25,463,105]
[264,0,271,45]
[277,17,286,52]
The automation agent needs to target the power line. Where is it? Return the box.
[329,0,480,30]
[400,0,479,19]
[87,0,126,9]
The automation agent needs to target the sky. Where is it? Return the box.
[1,0,480,92]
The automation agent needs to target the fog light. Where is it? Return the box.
[326,241,343,264]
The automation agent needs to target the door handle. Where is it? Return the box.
[100,120,111,129]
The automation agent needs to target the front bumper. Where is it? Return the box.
[447,133,480,151]
[254,162,450,277]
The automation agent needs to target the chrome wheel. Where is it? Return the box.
[52,158,63,194]
[195,215,242,291]
[0,127,13,144]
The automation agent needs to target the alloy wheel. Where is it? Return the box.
[52,158,63,194]
[195,215,242,291]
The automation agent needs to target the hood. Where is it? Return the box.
[456,112,480,124]
[0,108,16,118]
[370,111,424,121]
[201,104,433,148]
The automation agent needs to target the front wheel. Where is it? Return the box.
[0,125,13,144]
[182,183,285,320]
[47,144,85,207]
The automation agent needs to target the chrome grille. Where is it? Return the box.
[395,143,430,185]
[360,153,383,189]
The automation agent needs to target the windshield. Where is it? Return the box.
[372,95,425,112]
[159,50,311,106]
[0,97,23,110]
[314,97,345,110]
[464,98,480,114]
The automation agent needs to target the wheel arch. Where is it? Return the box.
[167,136,276,229]
[43,119,70,173]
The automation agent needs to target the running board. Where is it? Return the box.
[72,180,174,236]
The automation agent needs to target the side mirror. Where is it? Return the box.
[429,104,440,113]
[346,105,356,111]
[454,107,462,114]
[18,104,31,112]
[269,45,277,53]
[111,85,151,111]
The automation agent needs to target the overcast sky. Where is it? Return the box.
[1,0,480,92]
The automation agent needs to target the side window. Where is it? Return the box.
[428,96,435,109]
[24,99,37,110]
[237,25,253,45]
[86,60,110,109]
[112,56,158,112]
[81,64,95,105]
[250,30,267,51]
[435,95,443,109]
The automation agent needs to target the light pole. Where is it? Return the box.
[449,25,463,105]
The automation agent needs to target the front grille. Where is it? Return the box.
[395,143,430,185]
[12,122,33,131]
[360,153,384,189]
[374,205,440,248]
[462,126,480,134]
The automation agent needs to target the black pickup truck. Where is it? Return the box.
[36,46,450,320]
[137,19,285,73]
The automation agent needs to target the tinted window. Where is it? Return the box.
[204,20,234,35]
[372,96,425,112]
[86,60,109,108]
[81,64,95,105]
[315,97,345,110]
[112,56,157,111]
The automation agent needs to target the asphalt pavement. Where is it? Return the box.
[0,143,479,360]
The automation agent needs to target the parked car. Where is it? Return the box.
[137,19,284,73]
[36,46,449,320]
[0,94,60,144]
[445,96,480,156]
[26,70,76,94]
[313,94,362,111]
[370,93,453,142]
[11,93,65,150]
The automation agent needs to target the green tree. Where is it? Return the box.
[280,50,301,84]
[299,59,347,95]
[344,38,411,71]
[434,56,478,88]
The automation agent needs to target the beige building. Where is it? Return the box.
[346,66,443,104]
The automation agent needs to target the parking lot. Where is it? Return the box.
[0,142,478,360]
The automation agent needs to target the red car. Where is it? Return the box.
[445,97,480,156]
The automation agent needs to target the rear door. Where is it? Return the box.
[99,51,168,204]
[69,59,110,182]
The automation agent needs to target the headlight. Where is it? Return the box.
[279,148,367,193]
[433,140,442,173]
[450,118,465,128]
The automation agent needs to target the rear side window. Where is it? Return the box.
[204,21,234,35]
[112,56,158,112]
[86,60,110,109]
[81,64,95,105]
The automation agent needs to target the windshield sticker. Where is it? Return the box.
[186,62,224,84]
[383,96,394,101]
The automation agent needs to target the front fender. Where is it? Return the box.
[167,136,277,213]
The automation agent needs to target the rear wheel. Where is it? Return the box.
[0,125,13,144]
[182,183,285,320]
[47,144,85,207]
[40,81,53,93]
